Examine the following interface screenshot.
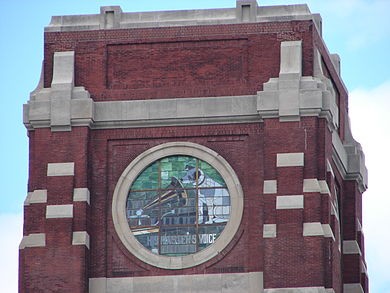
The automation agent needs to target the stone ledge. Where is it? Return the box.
[318,180,331,195]
[19,233,46,249]
[276,153,304,167]
[46,204,74,219]
[90,271,263,293]
[343,240,362,255]
[24,189,47,205]
[263,224,277,238]
[303,179,321,193]
[322,224,335,240]
[47,162,75,176]
[303,179,331,196]
[303,222,324,237]
[265,287,328,292]
[276,195,304,209]
[302,223,334,240]
[72,231,90,249]
[263,180,277,194]
[343,283,364,293]
[73,188,90,205]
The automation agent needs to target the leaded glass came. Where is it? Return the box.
[126,155,231,256]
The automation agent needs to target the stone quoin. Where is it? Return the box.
[21,1,368,292]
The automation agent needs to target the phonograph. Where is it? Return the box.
[128,176,190,235]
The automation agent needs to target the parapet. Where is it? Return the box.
[46,0,322,35]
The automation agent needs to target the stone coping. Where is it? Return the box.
[45,2,320,33]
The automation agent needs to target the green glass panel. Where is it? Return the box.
[130,161,159,191]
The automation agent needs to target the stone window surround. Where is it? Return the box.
[112,142,244,270]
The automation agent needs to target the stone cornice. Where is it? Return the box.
[45,1,321,34]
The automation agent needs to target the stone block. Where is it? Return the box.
[276,195,304,209]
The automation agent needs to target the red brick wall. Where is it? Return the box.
[43,21,314,101]
[20,127,90,292]
[106,40,248,90]
[20,17,365,293]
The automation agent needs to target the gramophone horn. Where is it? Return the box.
[142,177,187,210]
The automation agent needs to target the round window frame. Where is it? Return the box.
[112,142,244,270]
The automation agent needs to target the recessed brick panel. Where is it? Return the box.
[107,39,248,90]
[43,21,313,101]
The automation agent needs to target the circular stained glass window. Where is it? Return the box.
[112,142,243,269]
[127,156,231,256]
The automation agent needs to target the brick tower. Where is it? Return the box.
[21,1,368,292]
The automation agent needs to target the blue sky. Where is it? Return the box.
[1,0,389,292]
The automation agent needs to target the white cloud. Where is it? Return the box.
[349,80,390,292]
[0,213,23,293]
[350,81,390,142]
